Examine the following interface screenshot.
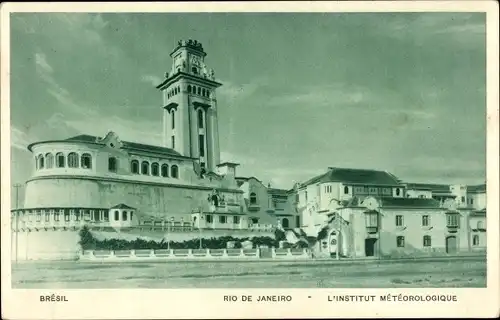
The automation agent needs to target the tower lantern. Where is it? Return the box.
[156,39,222,172]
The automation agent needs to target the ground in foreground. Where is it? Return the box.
[11,256,486,288]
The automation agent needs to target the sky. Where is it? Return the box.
[9,12,487,191]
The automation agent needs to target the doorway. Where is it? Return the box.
[446,236,457,254]
[365,238,378,257]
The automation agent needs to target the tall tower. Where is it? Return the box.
[156,39,222,172]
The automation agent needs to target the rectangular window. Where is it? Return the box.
[395,215,403,227]
[305,191,308,201]
[365,213,378,227]
[90,210,95,221]
[70,209,76,221]
[382,188,391,195]
[122,211,128,221]
[233,216,240,224]
[171,136,175,149]
[295,216,300,227]
[369,188,378,194]
[36,211,41,222]
[64,211,70,222]
[423,236,432,247]
[130,212,133,221]
[199,134,205,157]
[94,210,100,222]
[171,112,175,129]
[206,215,213,223]
[103,211,109,222]
[397,236,405,247]
[219,216,226,224]
[114,211,119,221]
[446,214,459,227]
[461,196,465,203]
[44,211,50,222]
[422,215,429,226]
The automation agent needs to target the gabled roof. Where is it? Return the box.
[64,134,183,157]
[300,167,402,188]
[110,203,136,210]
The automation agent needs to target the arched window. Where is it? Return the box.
[395,188,401,196]
[177,86,180,94]
[141,161,150,175]
[108,157,117,172]
[151,162,159,176]
[37,154,45,169]
[114,210,119,221]
[187,85,192,93]
[171,165,179,178]
[477,221,484,230]
[81,153,92,169]
[250,192,257,205]
[197,109,204,128]
[131,160,139,174]
[282,218,289,229]
[202,88,206,96]
[45,153,54,169]
[67,152,79,168]
[161,164,169,177]
[171,110,175,129]
[344,186,349,194]
[197,87,201,95]
[473,235,479,246]
[56,152,65,168]
[192,67,198,74]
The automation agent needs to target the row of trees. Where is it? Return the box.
[78,226,301,250]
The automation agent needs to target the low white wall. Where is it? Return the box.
[79,248,312,261]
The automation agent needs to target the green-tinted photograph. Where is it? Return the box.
[9,12,487,288]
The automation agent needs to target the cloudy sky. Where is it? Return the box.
[10,12,486,189]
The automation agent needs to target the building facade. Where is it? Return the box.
[10,40,279,260]
[294,167,487,259]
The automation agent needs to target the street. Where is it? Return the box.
[11,256,486,288]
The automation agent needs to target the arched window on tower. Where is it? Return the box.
[171,110,175,129]
[37,154,45,169]
[81,153,92,169]
[141,161,150,175]
[45,153,54,169]
[108,157,118,172]
[131,160,139,174]
[250,193,257,205]
[197,109,204,129]
[171,165,179,179]
[56,152,65,168]
[188,85,192,93]
[68,152,79,168]
[151,162,159,176]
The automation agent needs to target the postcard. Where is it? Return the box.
[1,1,499,319]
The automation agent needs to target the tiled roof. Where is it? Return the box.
[300,167,402,188]
[267,188,289,195]
[379,197,441,208]
[65,134,183,157]
[405,183,451,192]
[470,208,486,216]
[110,203,136,210]
[467,184,486,193]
